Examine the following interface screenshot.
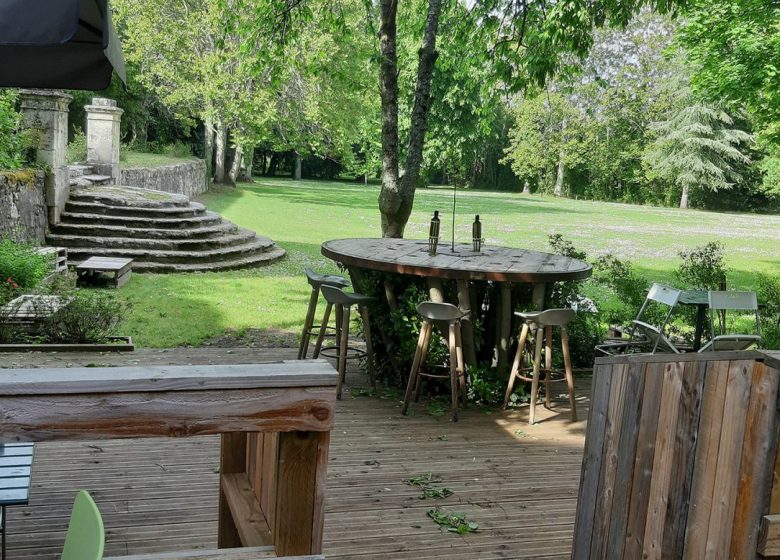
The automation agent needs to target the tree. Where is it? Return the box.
[644,101,754,208]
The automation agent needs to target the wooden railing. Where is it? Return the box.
[0,360,338,558]
[572,350,780,559]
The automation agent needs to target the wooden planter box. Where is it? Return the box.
[573,350,780,559]
[0,336,133,352]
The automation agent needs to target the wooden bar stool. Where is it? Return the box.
[313,285,376,399]
[503,308,577,425]
[298,268,350,360]
[402,302,468,421]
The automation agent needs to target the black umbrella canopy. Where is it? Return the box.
[0,0,126,90]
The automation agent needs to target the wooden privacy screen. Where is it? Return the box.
[0,361,337,558]
[572,350,780,560]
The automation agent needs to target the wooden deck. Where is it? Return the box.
[1,347,589,559]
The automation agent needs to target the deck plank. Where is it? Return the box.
[1,347,588,559]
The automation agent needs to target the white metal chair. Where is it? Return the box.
[698,290,761,352]
[596,283,683,355]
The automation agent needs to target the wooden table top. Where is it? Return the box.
[322,238,592,283]
[76,256,133,272]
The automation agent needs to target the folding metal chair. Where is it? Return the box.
[596,283,683,355]
[698,290,761,352]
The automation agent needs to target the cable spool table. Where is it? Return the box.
[321,238,592,368]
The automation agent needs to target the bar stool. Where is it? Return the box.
[313,285,376,399]
[298,268,350,360]
[402,302,468,421]
[502,308,577,425]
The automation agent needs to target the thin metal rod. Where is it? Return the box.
[451,183,457,251]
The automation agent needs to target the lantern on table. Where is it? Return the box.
[472,215,484,252]
[428,211,441,256]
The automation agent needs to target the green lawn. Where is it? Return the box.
[121,151,197,168]
[120,178,780,347]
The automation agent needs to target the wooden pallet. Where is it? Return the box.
[35,247,67,275]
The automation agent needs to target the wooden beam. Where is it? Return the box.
[759,514,780,556]
[221,472,273,547]
[218,433,247,548]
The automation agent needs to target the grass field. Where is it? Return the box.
[120,178,780,347]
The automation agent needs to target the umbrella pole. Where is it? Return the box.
[451,183,457,251]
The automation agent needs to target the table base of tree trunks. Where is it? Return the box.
[76,256,133,288]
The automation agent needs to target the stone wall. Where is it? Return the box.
[0,170,47,243]
[120,160,208,198]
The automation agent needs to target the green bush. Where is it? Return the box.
[0,91,38,170]
[757,274,780,350]
[67,127,87,164]
[0,239,52,290]
[676,242,728,290]
[39,291,128,344]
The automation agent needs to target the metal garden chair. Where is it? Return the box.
[61,490,104,560]
[596,283,684,355]
[698,290,761,352]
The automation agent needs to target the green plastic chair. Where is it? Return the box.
[61,490,104,560]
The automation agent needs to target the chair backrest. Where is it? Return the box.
[628,283,683,350]
[61,490,104,560]
[708,290,760,339]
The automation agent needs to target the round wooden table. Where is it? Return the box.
[322,238,592,367]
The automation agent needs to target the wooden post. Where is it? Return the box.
[531,282,546,310]
[497,283,512,368]
[218,432,247,547]
[456,279,477,366]
[274,431,330,555]
[427,278,444,303]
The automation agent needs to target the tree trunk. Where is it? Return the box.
[680,184,690,209]
[523,180,530,194]
[378,0,443,238]
[553,148,565,196]
[294,153,302,180]
[268,153,278,177]
[214,122,227,184]
[204,116,214,183]
[228,145,243,185]
[243,146,254,181]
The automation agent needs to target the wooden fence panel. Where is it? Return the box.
[573,352,780,560]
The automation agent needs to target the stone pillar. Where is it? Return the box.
[19,89,72,225]
[85,97,123,183]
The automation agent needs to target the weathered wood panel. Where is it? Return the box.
[574,351,780,560]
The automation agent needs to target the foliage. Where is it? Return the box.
[426,508,479,534]
[0,90,38,170]
[406,473,454,499]
[756,274,780,350]
[0,276,21,307]
[0,239,52,290]
[644,100,754,207]
[676,0,780,144]
[67,127,88,164]
[676,242,728,290]
[39,291,129,344]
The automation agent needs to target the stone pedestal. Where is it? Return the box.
[85,97,123,183]
[19,90,72,225]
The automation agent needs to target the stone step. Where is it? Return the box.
[68,165,94,179]
[47,228,263,252]
[125,246,287,273]
[70,185,191,209]
[58,210,223,229]
[64,238,281,265]
[80,174,113,185]
[65,199,207,218]
[49,221,239,240]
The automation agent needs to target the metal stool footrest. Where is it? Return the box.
[319,345,368,361]
[515,367,570,385]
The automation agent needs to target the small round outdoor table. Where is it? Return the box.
[321,238,592,368]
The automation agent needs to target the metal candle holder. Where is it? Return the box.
[428,210,441,256]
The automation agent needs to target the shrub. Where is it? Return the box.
[39,291,129,344]
[757,274,780,350]
[67,127,87,164]
[676,242,728,290]
[0,91,38,170]
[0,239,52,290]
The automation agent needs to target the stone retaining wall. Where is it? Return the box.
[120,159,207,198]
[0,170,47,243]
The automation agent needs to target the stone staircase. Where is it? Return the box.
[46,166,285,272]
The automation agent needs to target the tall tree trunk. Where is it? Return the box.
[228,145,243,185]
[378,0,443,238]
[523,180,530,194]
[204,116,214,184]
[294,152,302,180]
[554,149,565,196]
[680,184,690,209]
[215,122,227,184]
[268,153,278,177]
[243,146,254,181]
